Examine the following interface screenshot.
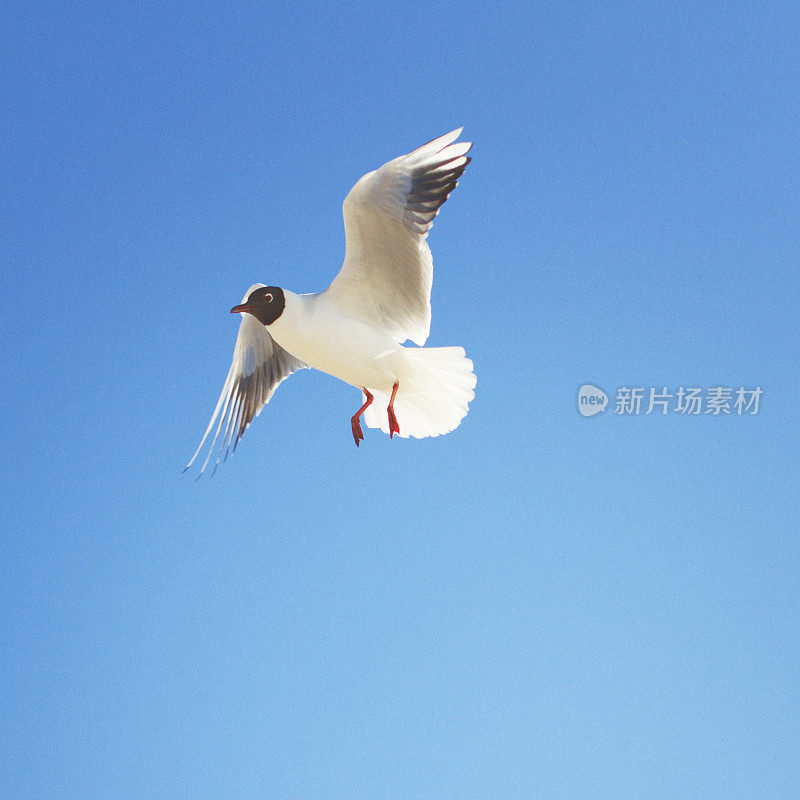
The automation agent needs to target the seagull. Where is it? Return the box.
[186,128,477,473]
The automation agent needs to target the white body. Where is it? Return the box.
[269,290,476,440]
[269,290,404,393]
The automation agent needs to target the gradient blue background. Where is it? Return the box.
[2,2,798,798]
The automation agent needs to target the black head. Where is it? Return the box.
[230,286,285,326]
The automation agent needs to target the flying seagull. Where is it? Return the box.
[186,128,477,473]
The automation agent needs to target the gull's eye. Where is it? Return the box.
[264,293,273,303]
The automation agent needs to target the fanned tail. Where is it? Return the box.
[363,347,476,439]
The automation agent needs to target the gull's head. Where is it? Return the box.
[231,285,285,326]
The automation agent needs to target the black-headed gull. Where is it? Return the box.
[186,128,477,473]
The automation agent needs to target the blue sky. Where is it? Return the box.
[2,2,799,798]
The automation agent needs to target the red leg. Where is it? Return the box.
[387,381,400,438]
[351,389,373,447]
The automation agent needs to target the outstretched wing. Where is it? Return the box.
[186,289,306,475]
[324,128,472,346]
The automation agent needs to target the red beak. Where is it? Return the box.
[230,304,250,314]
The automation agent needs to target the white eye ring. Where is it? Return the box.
[264,293,273,303]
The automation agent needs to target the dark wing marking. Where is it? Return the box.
[186,310,306,475]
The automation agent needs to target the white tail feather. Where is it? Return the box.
[363,347,476,438]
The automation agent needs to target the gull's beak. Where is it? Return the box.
[230,304,250,314]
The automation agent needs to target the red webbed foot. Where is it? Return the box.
[387,381,400,439]
[351,389,373,447]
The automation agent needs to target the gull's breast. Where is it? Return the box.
[268,292,401,392]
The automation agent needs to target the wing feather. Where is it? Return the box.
[186,287,306,475]
[324,128,472,346]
